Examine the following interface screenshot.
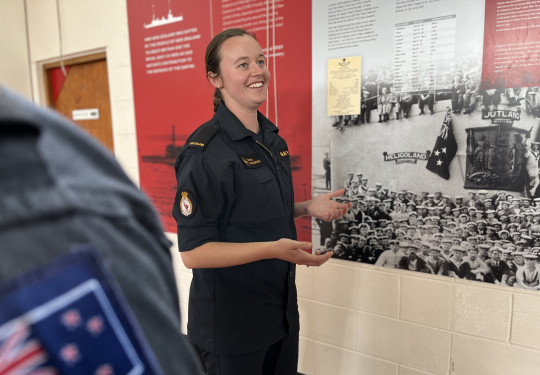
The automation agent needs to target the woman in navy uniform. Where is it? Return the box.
[172,29,351,375]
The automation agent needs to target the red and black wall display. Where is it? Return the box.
[127,0,312,237]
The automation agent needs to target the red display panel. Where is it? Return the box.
[127,0,312,239]
[481,0,540,89]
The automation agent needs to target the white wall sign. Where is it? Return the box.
[72,108,100,120]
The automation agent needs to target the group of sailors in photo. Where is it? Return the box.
[316,174,540,290]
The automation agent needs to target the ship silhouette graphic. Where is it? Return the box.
[144,1,183,29]
[142,126,184,166]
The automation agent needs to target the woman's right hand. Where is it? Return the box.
[271,238,333,266]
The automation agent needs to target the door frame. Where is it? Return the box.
[41,49,107,108]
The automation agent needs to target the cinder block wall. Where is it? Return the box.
[295,261,540,375]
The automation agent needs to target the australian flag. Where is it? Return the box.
[0,247,163,375]
[426,109,457,180]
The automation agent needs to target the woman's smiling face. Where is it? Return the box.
[211,35,270,113]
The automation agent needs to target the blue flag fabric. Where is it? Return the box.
[0,247,163,375]
[426,109,458,180]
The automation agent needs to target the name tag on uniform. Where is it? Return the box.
[278,148,290,160]
[239,153,263,169]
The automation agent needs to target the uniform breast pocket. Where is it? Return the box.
[236,167,274,186]
[232,168,284,223]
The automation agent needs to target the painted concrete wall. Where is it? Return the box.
[0,0,32,98]
[3,1,540,374]
[17,0,140,184]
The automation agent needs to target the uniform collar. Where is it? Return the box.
[215,102,278,142]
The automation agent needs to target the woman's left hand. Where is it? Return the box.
[304,189,352,221]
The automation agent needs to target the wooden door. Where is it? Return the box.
[44,53,114,153]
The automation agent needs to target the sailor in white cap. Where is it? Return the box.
[515,253,540,290]
[485,247,512,284]
[344,171,355,190]
[425,245,445,274]
[375,239,405,268]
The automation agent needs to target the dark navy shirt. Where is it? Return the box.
[172,103,299,355]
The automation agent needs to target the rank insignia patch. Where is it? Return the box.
[179,191,196,217]
[239,153,263,169]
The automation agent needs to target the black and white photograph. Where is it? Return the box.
[312,0,540,292]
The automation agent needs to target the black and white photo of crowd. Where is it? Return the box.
[316,175,540,291]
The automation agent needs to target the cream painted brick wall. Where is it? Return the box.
[299,260,540,374]
[353,265,401,317]
[300,299,356,350]
[299,337,317,375]
[308,261,401,317]
[311,340,398,375]
[398,366,436,375]
[296,264,316,300]
[452,334,540,375]
[400,275,453,330]
[312,262,359,309]
[452,282,512,342]
[171,250,540,374]
[511,291,540,350]
[354,311,451,374]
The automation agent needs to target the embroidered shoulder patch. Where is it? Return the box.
[179,191,197,217]
[239,153,263,169]
[187,125,219,151]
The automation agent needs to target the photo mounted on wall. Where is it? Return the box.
[312,0,540,291]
